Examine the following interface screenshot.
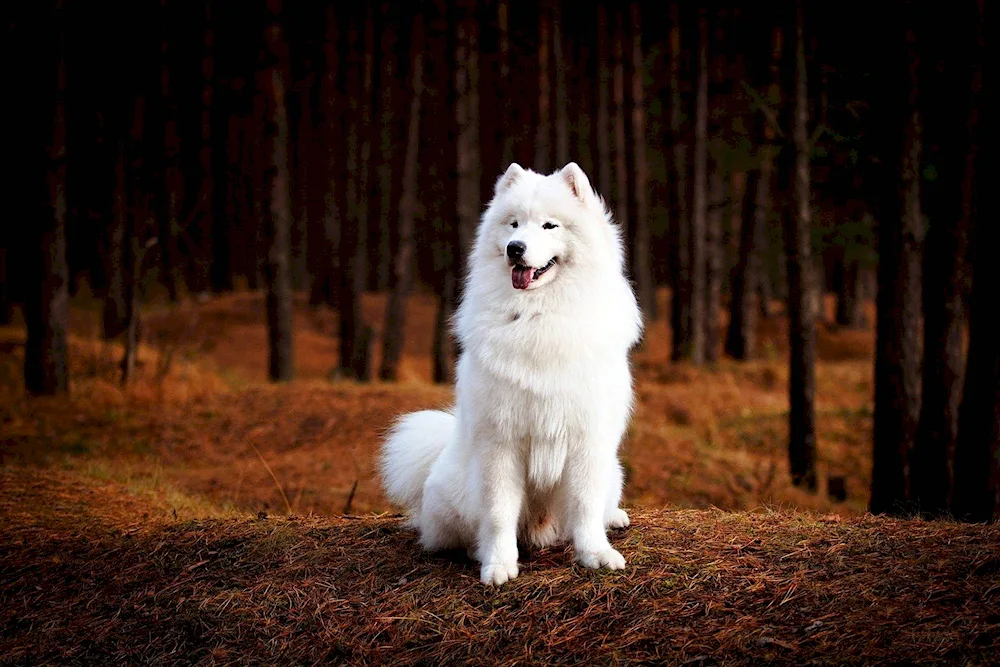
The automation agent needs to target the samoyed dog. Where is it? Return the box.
[380,162,642,586]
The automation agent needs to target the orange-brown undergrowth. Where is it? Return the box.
[1,288,875,518]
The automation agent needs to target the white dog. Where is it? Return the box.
[380,162,642,586]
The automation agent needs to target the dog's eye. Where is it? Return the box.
[511,221,519,228]
[543,222,558,230]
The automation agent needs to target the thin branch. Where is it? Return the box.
[741,80,785,139]
[248,441,292,515]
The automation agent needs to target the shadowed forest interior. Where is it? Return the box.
[1,0,995,523]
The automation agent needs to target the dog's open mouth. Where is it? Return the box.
[511,258,557,290]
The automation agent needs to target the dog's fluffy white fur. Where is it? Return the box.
[380,162,642,586]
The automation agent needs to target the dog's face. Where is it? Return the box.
[482,162,603,291]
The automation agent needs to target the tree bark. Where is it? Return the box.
[380,15,424,382]
[835,258,866,328]
[913,4,979,517]
[159,0,183,302]
[103,143,129,340]
[630,2,654,321]
[689,5,708,366]
[192,0,214,295]
[455,3,480,276]
[497,0,514,169]
[668,2,690,361]
[314,4,341,308]
[26,13,69,396]
[375,6,399,292]
[786,0,818,491]
[612,10,629,233]
[705,164,726,363]
[726,170,761,359]
[262,0,295,382]
[871,15,923,515]
[534,3,551,173]
[553,1,568,167]
[338,6,375,381]
[952,1,995,522]
[596,5,612,200]
[0,246,11,325]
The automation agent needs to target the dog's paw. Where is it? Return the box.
[576,547,626,571]
[605,508,631,530]
[480,560,519,586]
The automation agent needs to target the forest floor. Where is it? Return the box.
[3,288,997,663]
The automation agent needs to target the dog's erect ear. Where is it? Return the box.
[495,163,525,195]
[559,162,592,202]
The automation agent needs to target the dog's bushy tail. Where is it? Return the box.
[379,410,455,513]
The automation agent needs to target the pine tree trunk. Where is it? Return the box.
[380,15,424,382]
[757,26,783,321]
[786,0,817,491]
[121,96,148,386]
[291,82,314,293]
[705,163,726,363]
[630,2,654,321]
[534,3,551,173]
[871,18,922,515]
[553,1,568,167]
[103,144,129,339]
[26,19,69,396]
[835,258,866,328]
[160,0,183,302]
[338,7,374,381]
[913,5,979,517]
[497,0,514,169]
[596,5,611,199]
[951,2,995,522]
[455,3,480,275]
[612,10,629,234]
[689,5,708,366]
[375,8,399,292]
[262,0,295,382]
[725,170,761,359]
[192,0,214,295]
[0,246,11,325]
[668,2,690,361]
[314,4,341,308]
[433,270,456,385]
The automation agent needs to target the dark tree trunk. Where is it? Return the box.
[705,163,726,363]
[26,20,69,396]
[375,6,399,292]
[757,26,783,321]
[455,2,480,274]
[913,3,979,517]
[835,258,866,328]
[497,0,514,168]
[726,170,761,359]
[630,2,654,321]
[262,0,295,382]
[786,0,818,491]
[534,3,551,173]
[433,270,456,385]
[574,40,595,179]
[871,15,923,515]
[103,144,129,339]
[553,1,568,167]
[192,0,214,295]
[160,0,183,302]
[313,5,341,308]
[0,246,11,325]
[338,7,375,381]
[380,14,424,382]
[668,2,690,361]
[952,1,995,523]
[689,5,708,366]
[612,9,629,233]
[290,79,314,293]
[121,95,149,386]
[596,5,612,200]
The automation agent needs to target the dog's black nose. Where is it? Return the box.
[506,241,526,262]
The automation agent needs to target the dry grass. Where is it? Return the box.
[2,466,998,665]
[0,288,874,518]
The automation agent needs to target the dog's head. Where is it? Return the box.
[477,162,621,292]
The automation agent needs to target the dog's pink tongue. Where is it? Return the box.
[512,266,533,290]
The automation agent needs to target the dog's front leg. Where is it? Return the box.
[564,448,626,571]
[476,443,524,586]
